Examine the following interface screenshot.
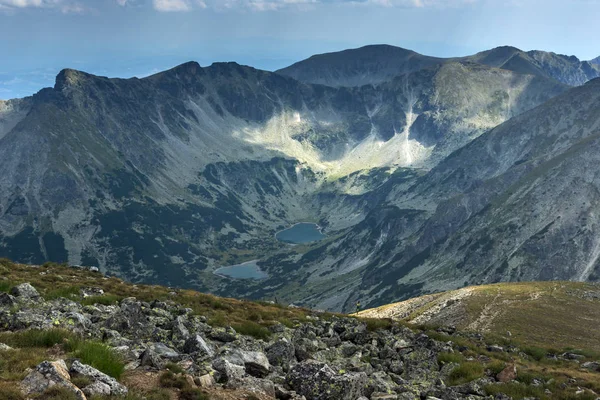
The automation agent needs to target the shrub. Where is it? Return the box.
[523,346,547,361]
[66,340,124,379]
[0,329,75,348]
[437,352,464,365]
[231,321,271,340]
[448,362,484,385]
[0,280,14,293]
[484,382,546,399]
[45,286,81,301]
[159,371,189,390]
[165,362,185,374]
[363,318,393,332]
[487,360,506,375]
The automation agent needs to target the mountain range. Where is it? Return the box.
[1,44,599,312]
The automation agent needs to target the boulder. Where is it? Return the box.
[209,327,237,343]
[0,292,16,307]
[496,364,517,383]
[213,359,246,383]
[70,360,128,396]
[240,350,271,378]
[287,360,367,400]
[183,334,214,357]
[196,374,216,388]
[20,360,86,400]
[10,283,41,300]
[266,338,295,369]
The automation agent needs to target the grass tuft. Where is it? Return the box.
[65,339,125,379]
[448,362,484,386]
[231,321,271,340]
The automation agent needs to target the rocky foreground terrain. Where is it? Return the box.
[1,261,600,400]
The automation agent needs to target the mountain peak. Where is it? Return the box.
[54,68,93,91]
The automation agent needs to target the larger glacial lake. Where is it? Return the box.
[275,222,326,244]
[214,260,268,280]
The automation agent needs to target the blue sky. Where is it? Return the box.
[1,0,598,99]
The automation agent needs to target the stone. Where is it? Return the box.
[20,360,86,400]
[209,327,237,342]
[70,360,128,396]
[582,361,600,371]
[487,345,504,353]
[213,359,246,383]
[80,287,104,298]
[371,393,398,400]
[82,381,112,397]
[0,343,13,351]
[10,283,41,300]
[183,334,214,357]
[287,360,367,400]
[266,338,295,369]
[196,374,216,388]
[496,364,517,383]
[0,292,16,307]
[240,350,271,378]
[140,348,165,369]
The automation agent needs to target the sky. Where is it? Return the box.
[0,0,599,99]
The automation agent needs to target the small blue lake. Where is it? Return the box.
[214,260,268,280]
[275,222,326,244]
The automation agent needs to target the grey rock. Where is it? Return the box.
[183,334,214,357]
[0,292,16,307]
[70,360,128,396]
[20,360,86,400]
[287,360,367,400]
[10,283,41,300]
[266,338,295,369]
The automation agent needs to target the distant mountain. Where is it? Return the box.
[0,59,565,294]
[591,56,600,66]
[275,77,600,312]
[278,44,600,87]
[276,44,444,87]
[466,46,600,86]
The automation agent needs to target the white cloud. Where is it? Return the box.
[153,0,192,11]
[0,0,86,13]
[156,0,479,11]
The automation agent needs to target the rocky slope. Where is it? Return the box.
[358,281,600,353]
[0,55,566,296]
[258,77,600,312]
[1,261,599,400]
[466,46,600,86]
[278,45,600,88]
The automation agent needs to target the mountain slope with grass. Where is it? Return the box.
[1,260,600,400]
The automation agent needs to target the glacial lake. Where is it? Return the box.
[214,260,268,280]
[275,222,326,244]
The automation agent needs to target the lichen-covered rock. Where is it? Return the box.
[70,360,128,396]
[266,338,295,370]
[183,334,214,357]
[20,360,86,400]
[287,360,367,400]
[10,283,41,300]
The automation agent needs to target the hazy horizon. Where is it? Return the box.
[1,0,598,99]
